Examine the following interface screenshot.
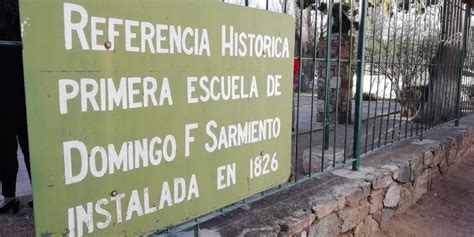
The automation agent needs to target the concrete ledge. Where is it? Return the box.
[199,114,474,237]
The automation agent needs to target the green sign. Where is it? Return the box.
[20,1,294,236]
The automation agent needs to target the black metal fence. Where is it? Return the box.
[187,0,472,234]
[287,0,473,185]
[152,0,474,234]
[1,0,473,235]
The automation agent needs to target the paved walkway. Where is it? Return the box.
[294,94,400,134]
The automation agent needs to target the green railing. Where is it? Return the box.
[168,0,474,234]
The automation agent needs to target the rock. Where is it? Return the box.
[308,213,339,237]
[383,183,400,208]
[397,183,414,213]
[332,167,375,180]
[331,180,367,208]
[458,147,468,161]
[422,150,434,169]
[243,228,278,237]
[372,210,382,225]
[345,188,365,207]
[336,197,347,210]
[369,189,384,214]
[390,159,410,183]
[316,100,328,112]
[198,229,221,237]
[329,77,339,89]
[446,142,458,166]
[312,198,339,220]
[427,140,443,152]
[439,159,448,174]
[303,146,344,174]
[339,201,370,232]
[340,46,351,58]
[380,208,395,227]
[338,232,354,237]
[372,174,393,190]
[240,204,251,211]
[279,211,316,236]
[353,215,379,237]
[360,182,372,199]
[410,139,439,146]
[381,165,400,180]
[414,169,430,201]
[432,148,446,167]
[409,154,423,182]
[431,168,441,179]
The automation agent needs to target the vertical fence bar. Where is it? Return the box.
[352,0,368,171]
[372,3,385,150]
[468,25,473,115]
[193,224,199,237]
[322,0,334,154]
[450,0,461,124]
[391,5,402,142]
[397,0,407,141]
[294,0,304,182]
[451,0,462,122]
[309,0,320,176]
[386,5,401,145]
[321,0,334,172]
[455,5,470,126]
[379,1,393,147]
[407,5,417,138]
[416,4,427,138]
[469,31,473,115]
[344,0,356,162]
[445,0,456,125]
[365,7,377,153]
[443,0,455,125]
[420,2,434,138]
[372,2,386,150]
[429,3,444,131]
[466,27,471,114]
[333,1,343,167]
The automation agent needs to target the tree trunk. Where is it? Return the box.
[418,0,464,123]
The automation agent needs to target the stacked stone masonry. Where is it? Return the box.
[316,34,354,125]
[200,115,474,237]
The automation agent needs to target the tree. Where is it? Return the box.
[420,0,465,123]
[365,2,443,120]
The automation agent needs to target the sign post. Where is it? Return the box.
[19,1,294,236]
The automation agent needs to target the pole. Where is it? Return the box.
[455,6,470,126]
[352,0,368,171]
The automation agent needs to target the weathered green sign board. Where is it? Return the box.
[20,0,294,236]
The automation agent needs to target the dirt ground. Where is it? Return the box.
[381,154,474,237]
[0,196,34,237]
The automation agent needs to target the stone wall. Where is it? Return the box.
[316,34,354,125]
[200,115,474,237]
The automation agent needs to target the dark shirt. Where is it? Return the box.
[0,0,26,113]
